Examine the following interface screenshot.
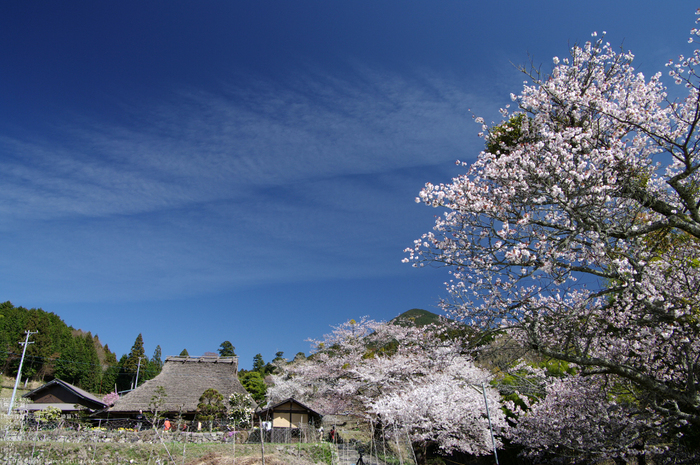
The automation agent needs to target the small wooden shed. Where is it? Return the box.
[22,378,107,414]
[255,398,322,428]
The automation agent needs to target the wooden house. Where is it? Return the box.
[107,355,252,420]
[255,397,322,429]
[22,378,107,414]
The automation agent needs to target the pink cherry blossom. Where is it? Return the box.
[269,319,506,456]
[407,13,700,460]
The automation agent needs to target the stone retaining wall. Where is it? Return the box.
[3,426,321,445]
[3,428,236,444]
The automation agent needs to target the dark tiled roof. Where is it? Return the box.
[22,378,107,411]
[256,397,322,418]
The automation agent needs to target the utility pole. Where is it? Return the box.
[482,382,499,465]
[7,331,37,415]
[134,356,144,389]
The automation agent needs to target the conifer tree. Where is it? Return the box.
[103,354,126,393]
[197,388,226,431]
[218,341,236,357]
[114,354,131,392]
[252,353,265,373]
[77,333,101,391]
[123,333,147,377]
[145,345,163,381]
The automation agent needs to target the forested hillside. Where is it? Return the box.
[389,308,445,327]
[0,301,163,394]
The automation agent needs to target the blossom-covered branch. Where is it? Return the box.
[406,11,700,459]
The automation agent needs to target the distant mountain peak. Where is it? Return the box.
[390,309,450,327]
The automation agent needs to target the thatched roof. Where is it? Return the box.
[109,355,250,416]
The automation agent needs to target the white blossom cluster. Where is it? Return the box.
[405,12,700,460]
[269,319,506,455]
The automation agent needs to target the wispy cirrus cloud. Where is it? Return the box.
[18,69,489,207]
[0,65,499,302]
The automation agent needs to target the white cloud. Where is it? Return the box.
[0,64,502,302]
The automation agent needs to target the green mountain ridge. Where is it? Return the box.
[390,308,452,327]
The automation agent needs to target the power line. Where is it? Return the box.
[0,349,163,375]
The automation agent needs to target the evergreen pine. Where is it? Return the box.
[252,353,265,373]
[145,345,163,381]
[218,341,236,357]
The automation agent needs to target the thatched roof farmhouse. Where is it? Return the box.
[108,355,251,419]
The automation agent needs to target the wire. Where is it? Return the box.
[0,349,163,376]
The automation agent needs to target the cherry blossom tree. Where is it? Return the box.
[269,318,506,460]
[369,356,504,458]
[405,13,700,457]
[102,390,119,407]
[268,317,381,415]
[506,374,658,462]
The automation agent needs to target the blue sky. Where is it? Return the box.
[1,1,696,369]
